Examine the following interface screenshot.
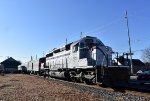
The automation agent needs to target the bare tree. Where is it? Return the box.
[142,47,150,63]
[142,47,150,70]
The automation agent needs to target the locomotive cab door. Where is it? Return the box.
[70,43,79,68]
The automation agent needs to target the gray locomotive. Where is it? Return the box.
[20,36,129,86]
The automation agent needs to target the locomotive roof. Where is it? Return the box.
[72,36,97,43]
[46,36,102,57]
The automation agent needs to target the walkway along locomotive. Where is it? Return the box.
[20,36,129,86]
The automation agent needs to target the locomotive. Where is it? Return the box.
[19,36,129,86]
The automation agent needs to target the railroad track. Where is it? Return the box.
[31,74,150,101]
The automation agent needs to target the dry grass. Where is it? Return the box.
[0,74,103,101]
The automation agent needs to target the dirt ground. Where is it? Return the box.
[0,74,102,101]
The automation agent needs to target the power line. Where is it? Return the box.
[85,18,123,35]
[118,49,144,55]
[132,49,144,52]
[62,17,124,45]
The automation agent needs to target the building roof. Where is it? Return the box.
[115,57,145,66]
[132,59,145,66]
[123,59,145,66]
[1,57,21,66]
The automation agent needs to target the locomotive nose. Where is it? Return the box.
[91,46,112,66]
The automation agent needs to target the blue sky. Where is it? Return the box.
[0,0,150,62]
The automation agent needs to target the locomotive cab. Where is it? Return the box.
[78,36,112,68]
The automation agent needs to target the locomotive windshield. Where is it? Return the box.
[79,39,95,49]
[85,39,93,43]
[79,38,104,59]
[85,39,94,49]
[96,40,104,46]
[85,39,104,48]
[79,39,94,59]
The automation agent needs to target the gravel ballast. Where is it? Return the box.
[0,74,149,101]
[0,74,102,101]
[46,77,150,101]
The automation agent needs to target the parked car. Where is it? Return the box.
[136,70,143,76]
[137,70,150,80]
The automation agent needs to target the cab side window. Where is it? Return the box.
[80,42,84,48]
[73,43,79,52]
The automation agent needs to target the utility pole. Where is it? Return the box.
[125,11,133,74]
